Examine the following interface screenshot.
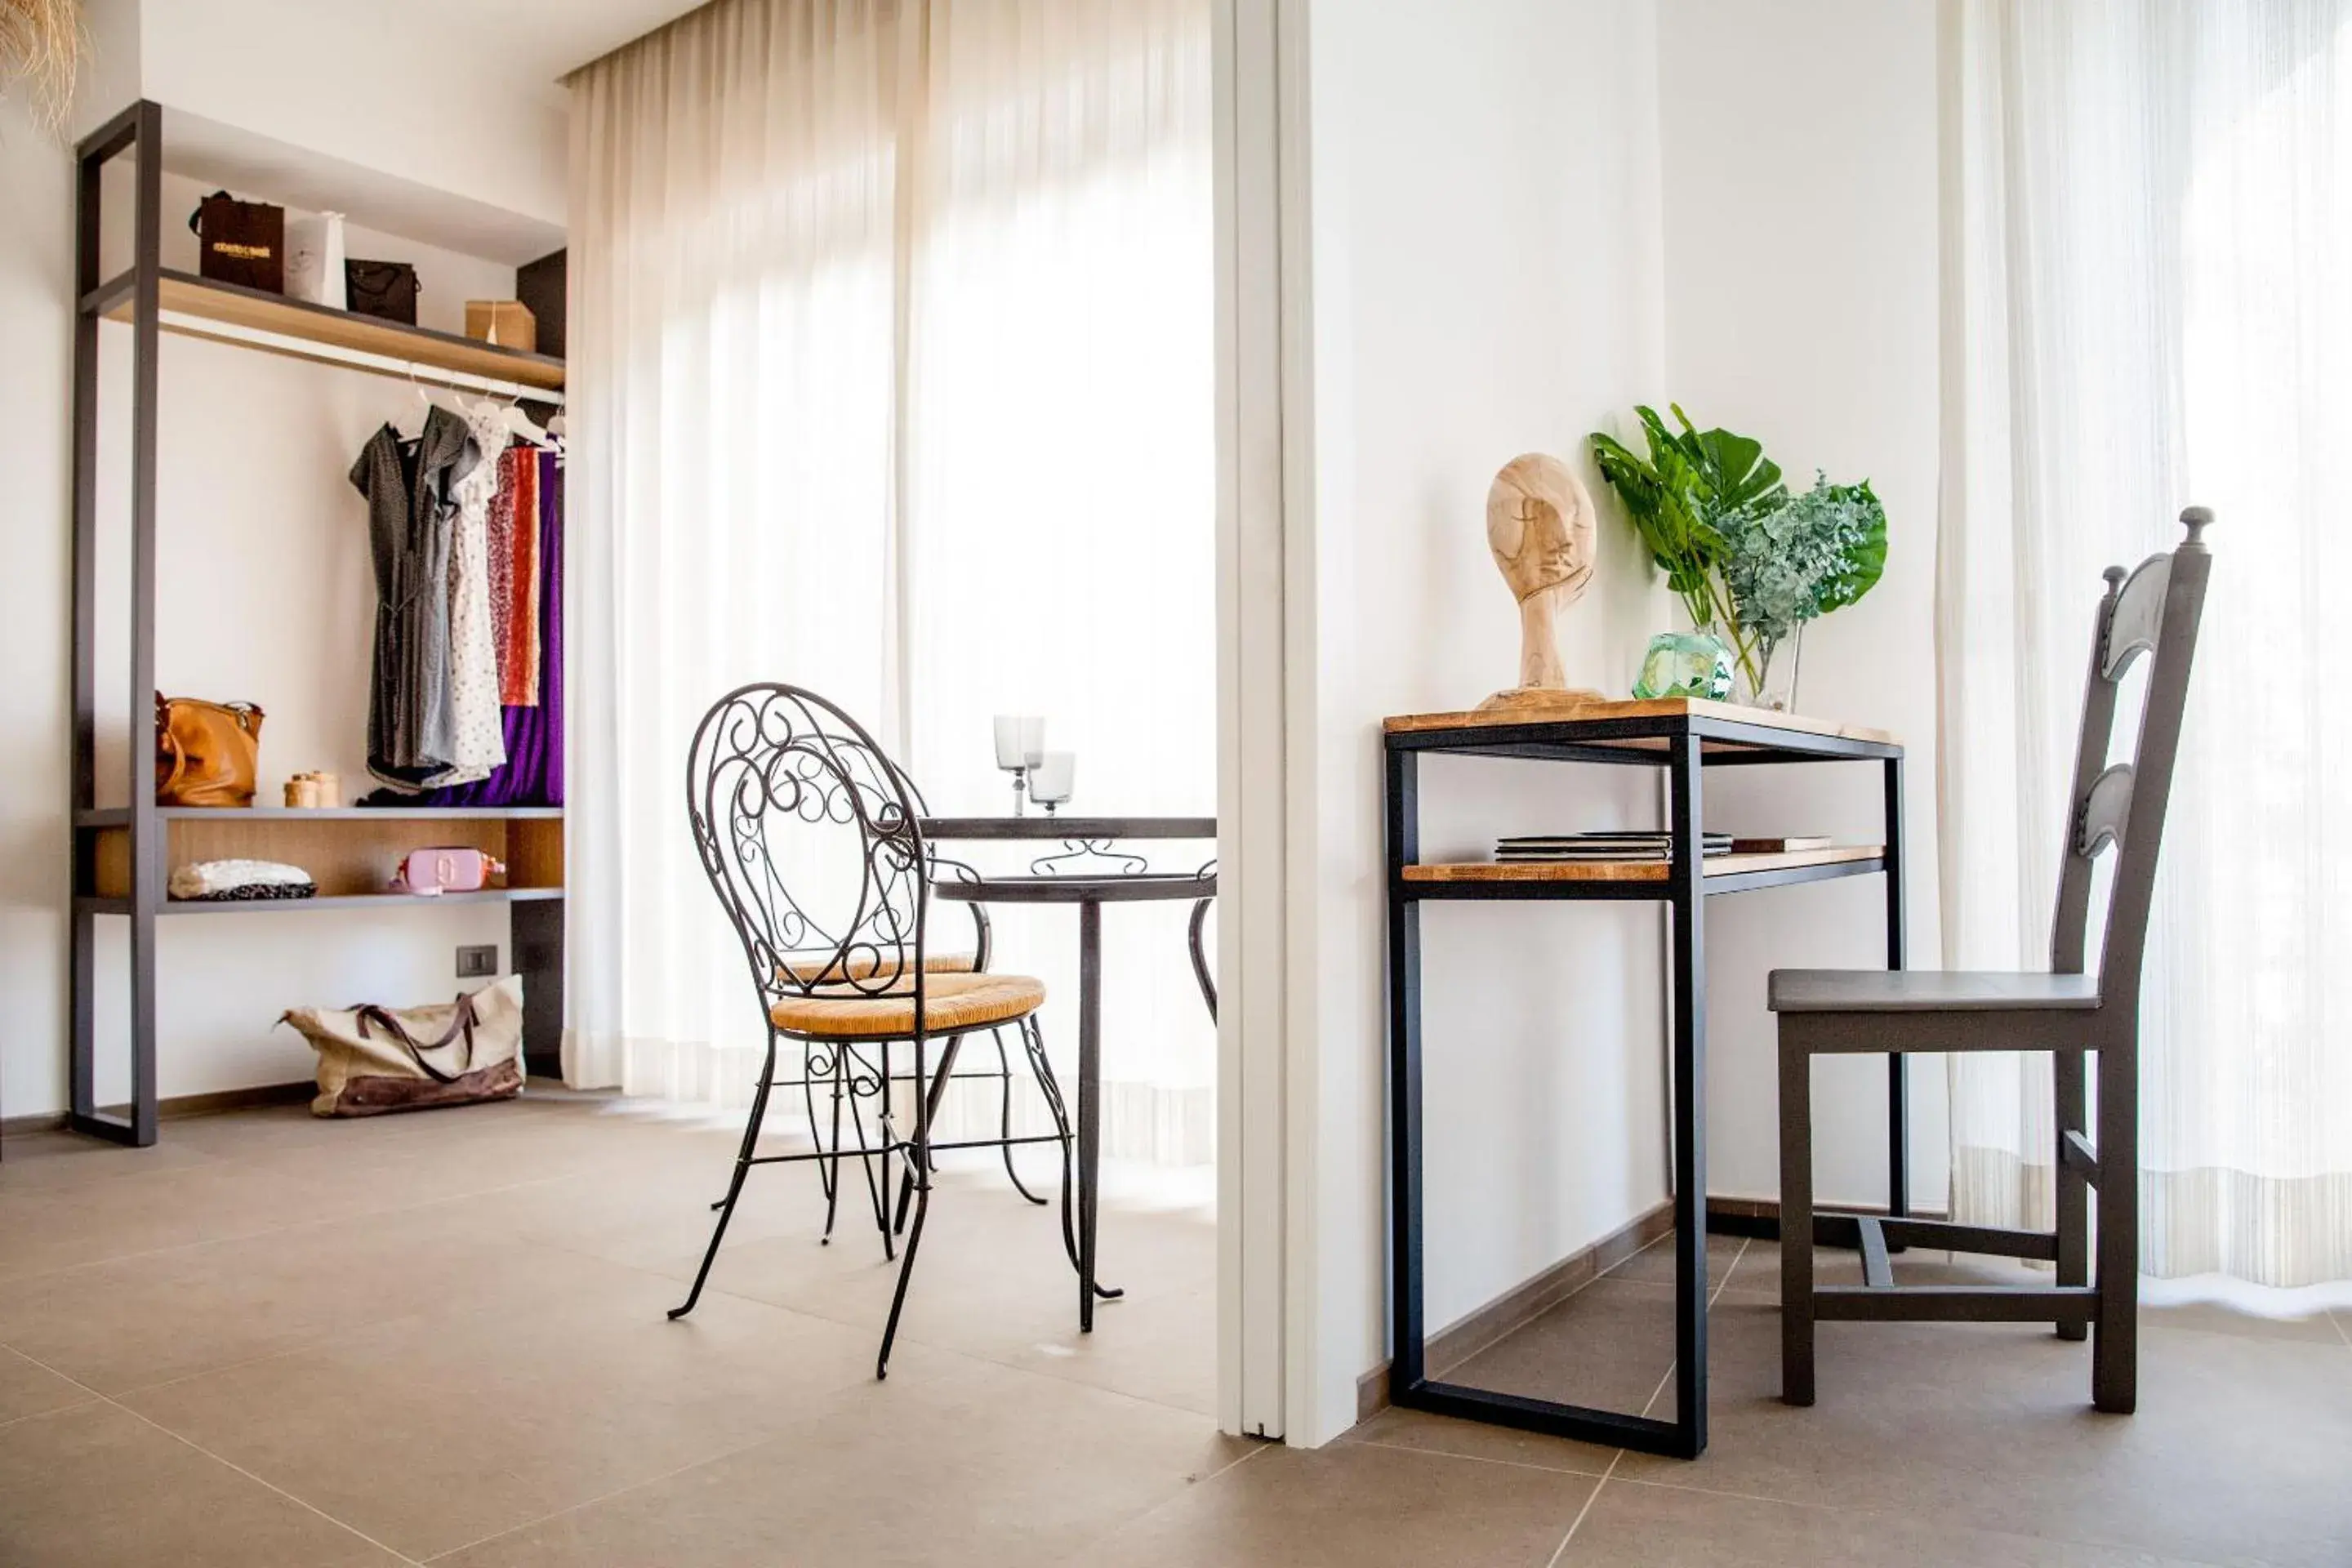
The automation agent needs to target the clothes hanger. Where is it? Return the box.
[399,361,442,437]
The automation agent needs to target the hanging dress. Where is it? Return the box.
[438,401,514,785]
[349,406,472,789]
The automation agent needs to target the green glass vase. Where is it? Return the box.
[1633,631,1735,701]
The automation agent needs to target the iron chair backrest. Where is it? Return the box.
[2048,508,2212,1013]
[685,683,933,1021]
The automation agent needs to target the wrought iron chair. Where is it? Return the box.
[1771,507,2212,1415]
[666,683,1078,1376]
[793,769,1064,1247]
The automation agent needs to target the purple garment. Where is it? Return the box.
[380,450,564,808]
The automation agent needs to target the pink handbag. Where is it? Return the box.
[390,846,506,896]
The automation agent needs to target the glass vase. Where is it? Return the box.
[1740,626,1803,711]
[1633,630,1735,701]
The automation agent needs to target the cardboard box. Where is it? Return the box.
[465,300,537,353]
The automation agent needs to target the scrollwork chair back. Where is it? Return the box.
[684,683,931,1019]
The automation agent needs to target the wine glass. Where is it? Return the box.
[1031,751,1075,815]
[993,716,1045,814]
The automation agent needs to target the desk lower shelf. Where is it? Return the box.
[1401,845,1883,898]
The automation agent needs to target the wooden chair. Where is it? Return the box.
[666,684,1076,1378]
[1771,508,2212,1414]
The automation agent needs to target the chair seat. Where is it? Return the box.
[1769,969,2100,1013]
[776,950,977,985]
[769,971,1045,1039]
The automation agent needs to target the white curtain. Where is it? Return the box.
[1940,0,2352,1285]
[564,0,1216,1163]
[906,0,1218,1160]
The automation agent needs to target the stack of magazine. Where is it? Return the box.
[1495,831,1734,863]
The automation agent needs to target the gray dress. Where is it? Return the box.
[350,407,480,788]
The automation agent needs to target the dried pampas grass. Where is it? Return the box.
[1,0,85,135]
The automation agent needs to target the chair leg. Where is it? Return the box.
[860,1042,898,1260]
[2091,1041,2138,1413]
[1779,1031,1816,1405]
[1020,1013,1082,1280]
[994,1026,1049,1205]
[819,1045,848,1244]
[2053,1049,2089,1341]
[877,1033,935,1379]
[897,1032,967,1235]
[672,1039,777,1321]
[804,1040,835,1205]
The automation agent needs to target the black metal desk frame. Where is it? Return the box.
[922,816,1215,1334]
[1384,707,1905,1459]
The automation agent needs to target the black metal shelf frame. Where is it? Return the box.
[65,101,568,1148]
[1383,708,1907,1460]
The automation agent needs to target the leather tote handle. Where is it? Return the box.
[188,189,233,236]
[354,994,479,1084]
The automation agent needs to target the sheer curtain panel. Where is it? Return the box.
[564,0,1216,1160]
[906,0,1216,1163]
[1940,0,2352,1285]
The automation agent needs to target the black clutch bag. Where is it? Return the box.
[345,260,420,325]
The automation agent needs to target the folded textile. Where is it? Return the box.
[168,859,318,902]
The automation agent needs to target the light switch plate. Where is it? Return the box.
[457,944,500,979]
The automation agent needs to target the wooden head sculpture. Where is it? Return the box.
[1479,452,1600,709]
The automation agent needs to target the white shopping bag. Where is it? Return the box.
[285,211,348,309]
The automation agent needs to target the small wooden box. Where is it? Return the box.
[465,300,537,353]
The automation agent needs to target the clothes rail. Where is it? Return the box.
[157,310,568,405]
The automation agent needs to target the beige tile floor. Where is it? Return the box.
[1,1094,2346,1566]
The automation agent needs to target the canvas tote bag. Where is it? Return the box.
[281,975,525,1116]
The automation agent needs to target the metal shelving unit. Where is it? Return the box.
[66,102,568,1147]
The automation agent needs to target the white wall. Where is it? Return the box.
[1655,0,1945,1208]
[82,0,568,230]
[1298,0,1673,1444]
[0,96,79,1130]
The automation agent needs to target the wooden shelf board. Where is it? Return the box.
[1383,697,1895,747]
[77,806,563,826]
[158,888,564,915]
[95,269,565,390]
[1403,846,1884,884]
[167,805,563,821]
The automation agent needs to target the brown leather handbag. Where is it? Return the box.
[155,694,265,807]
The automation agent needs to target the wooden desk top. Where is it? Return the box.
[1382,697,1896,748]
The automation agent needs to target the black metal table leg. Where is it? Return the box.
[1386,747,1425,1397]
[1667,733,1709,1454]
[1883,755,1909,1222]
[1077,898,1108,1330]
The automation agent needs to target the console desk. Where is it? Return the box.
[1383,698,1905,1459]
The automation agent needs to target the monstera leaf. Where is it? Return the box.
[1589,405,1787,627]
[1667,403,1787,516]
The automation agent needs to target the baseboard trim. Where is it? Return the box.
[2,1080,316,1138]
[1355,1199,1676,1424]
[1352,1194,1957,1423]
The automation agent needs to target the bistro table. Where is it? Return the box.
[921,815,1216,1331]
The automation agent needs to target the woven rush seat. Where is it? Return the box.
[769,971,1046,1039]
[775,950,978,985]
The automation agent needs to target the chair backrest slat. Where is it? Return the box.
[2047,509,2212,1009]
[685,684,930,1018]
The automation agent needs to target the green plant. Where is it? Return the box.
[1721,475,1888,651]
[1588,403,1787,684]
[1590,407,1887,695]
